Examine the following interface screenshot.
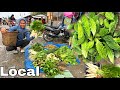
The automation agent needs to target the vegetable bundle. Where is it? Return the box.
[72,12,120,64]
[85,63,120,78]
[30,20,45,36]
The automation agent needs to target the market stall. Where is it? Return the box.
[24,42,80,78]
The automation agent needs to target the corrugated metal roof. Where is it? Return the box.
[32,14,47,19]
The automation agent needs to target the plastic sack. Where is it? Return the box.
[63,12,74,18]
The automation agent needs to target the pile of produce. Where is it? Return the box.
[44,44,57,49]
[85,62,103,78]
[71,12,120,64]
[85,63,120,78]
[100,64,120,78]
[30,20,45,37]
[28,43,78,77]
[54,46,78,65]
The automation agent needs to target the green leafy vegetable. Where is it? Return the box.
[95,38,107,59]
[101,64,120,78]
[89,17,96,36]
[103,35,120,50]
[30,20,45,33]
[105,12,114,20]
[81,15,91,38]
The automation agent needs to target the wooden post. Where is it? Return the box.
[57,12,59,21]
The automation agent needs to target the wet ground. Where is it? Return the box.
[0,25,86,78]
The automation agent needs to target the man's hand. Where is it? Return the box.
[0,28,7,33]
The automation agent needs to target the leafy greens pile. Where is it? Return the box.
[30,20,45,36]
[29,43,78,77]
[72,12,120,64]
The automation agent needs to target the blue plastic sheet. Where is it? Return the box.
[24,42,80,73]
[24,45,44,73]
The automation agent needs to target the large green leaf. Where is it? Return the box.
[95,38,107,59]
[92,15,100,33]
[89,17,96,36]
[88,40,94,49]
[109,21,116,34]
[77,21,85,45]
[99,28,109,37]
[99,17,104,25]
[105,12,114,20]
[81,40,94,58]
[105,43,114,64]
[72,32,78,47]
[81,40,88,58]
[81,15,91,38]
[103,35,120,50]
[104,19,109,28]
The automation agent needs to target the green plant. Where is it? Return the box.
[71,12,119,64]
[31,43,78,77]
[100,64,120,78]
[30,43,44,52]
[33,52,62,77]
[41,53,61,77]
[30,20,45,33]
[54,46,78,65]
[32,50,47,67]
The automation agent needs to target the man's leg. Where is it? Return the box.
[16,40,30,52]
[20,40,30,48]
[19,40,30,53]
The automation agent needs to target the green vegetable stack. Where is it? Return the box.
[30,43,44,52]
[29,43,78,77]
[72,12,120,64]
[54,46,78,65]
[100,64,120,78]
[30,20,45,35]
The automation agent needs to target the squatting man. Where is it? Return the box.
[0,18,35,53]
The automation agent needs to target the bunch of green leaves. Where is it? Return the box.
[100,64,120,78]
[41,54,61,77]
[30,43,44,52]
[54,46,77,65]
[33,51,62,77]
[31,43,62,77]
[72,12,120,64]
[30,20,45,33]
[32,50,47,67]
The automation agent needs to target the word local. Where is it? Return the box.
[0,66,40,77]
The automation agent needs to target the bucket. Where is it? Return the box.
[2,31,18,46]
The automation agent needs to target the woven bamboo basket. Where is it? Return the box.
[2,31,18,46]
